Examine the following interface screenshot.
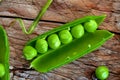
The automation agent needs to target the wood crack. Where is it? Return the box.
[0,15,120,35]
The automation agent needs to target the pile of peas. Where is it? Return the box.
[23,20,98,60]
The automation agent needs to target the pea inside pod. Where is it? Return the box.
[84,20,98,33]
[35,39,48,54]
[47,34,61,49]
[59,30,73,44]
[0,25,10,80]
[24,15,114,72]
[71,24,84,38]
[23,46,37,60]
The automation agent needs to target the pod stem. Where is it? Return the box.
[10,0,53,34]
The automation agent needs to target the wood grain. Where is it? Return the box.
[0,0,120,80]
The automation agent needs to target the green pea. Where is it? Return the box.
[48,34,61,49]
[59,30,73,44]
[23,46,37,60]
[35,39,48,54]
[71,24,84,38]
[0,63,5,77]
[84,20,98,32]
[95,65,109,80]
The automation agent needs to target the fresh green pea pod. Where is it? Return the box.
[25,15,114,72]
[0,25,10,80]
[59,30,73,44]
[47,34,61,49]
[35,39,48,54]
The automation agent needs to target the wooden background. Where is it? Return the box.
[0,0,120,80]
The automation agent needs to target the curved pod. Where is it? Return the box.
[0,25,10,80]
[25,15,114,72]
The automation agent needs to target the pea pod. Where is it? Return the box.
[0,25,10,80]
[25,15,114,72]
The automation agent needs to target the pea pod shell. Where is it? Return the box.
[0,25,10,80]
[30,30,114,72]
[25,15,114,73]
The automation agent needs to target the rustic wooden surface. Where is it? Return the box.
[0,0,120,80]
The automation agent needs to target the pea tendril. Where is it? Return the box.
[10,0,53,34]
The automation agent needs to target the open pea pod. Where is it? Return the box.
[0,25,10,80]
[26,15,114,72]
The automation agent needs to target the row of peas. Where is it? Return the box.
[23,20,98,60]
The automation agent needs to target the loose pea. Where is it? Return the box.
[48,34,61,49]
[84,20,98,32]
[59,30,73,44]
[35,39,48,54]
[23,46,37,60]
[0,63,5,77]
[71,24,84,38]
[95,65,109,80]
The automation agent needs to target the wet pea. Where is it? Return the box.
[71,24,84,38]
[23,46,37,60]
[84,20,98,32]
[47,34,61,49]
[35,39,48,54]
[95,65,109,80]
[0,63,5,77]
[59,30,73,44]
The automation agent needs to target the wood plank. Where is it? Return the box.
[0,18,120,80]
[0,0,120,32]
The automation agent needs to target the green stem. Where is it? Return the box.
[16,0,53,34]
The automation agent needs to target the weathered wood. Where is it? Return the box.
[0,0,120,80]
[0,0,120,33]
[0,18,119,80]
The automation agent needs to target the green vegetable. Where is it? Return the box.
[0,25,10,80]
[24,15,114,72]
[0,64,5,77]
[9,0,53,34]
[59,30,73,44]
[71,24,84,38]
[84,20,98,32]
[47,34,61,49]
[35,39,48,54]
[95,65,109,80]
[23,46,37,60]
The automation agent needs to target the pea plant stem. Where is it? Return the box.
[14,0,53,34]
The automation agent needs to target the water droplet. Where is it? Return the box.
[88,44,91,48]
[73,52,77,55]
[67,27,70,30]
[102,38,105,41]
[66,56,70,60]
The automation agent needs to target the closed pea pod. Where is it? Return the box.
[0,25,10,80]
[71,24,84,38]
[24,15,114,72]
[59,30,73,44]
[35,39,48,54]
